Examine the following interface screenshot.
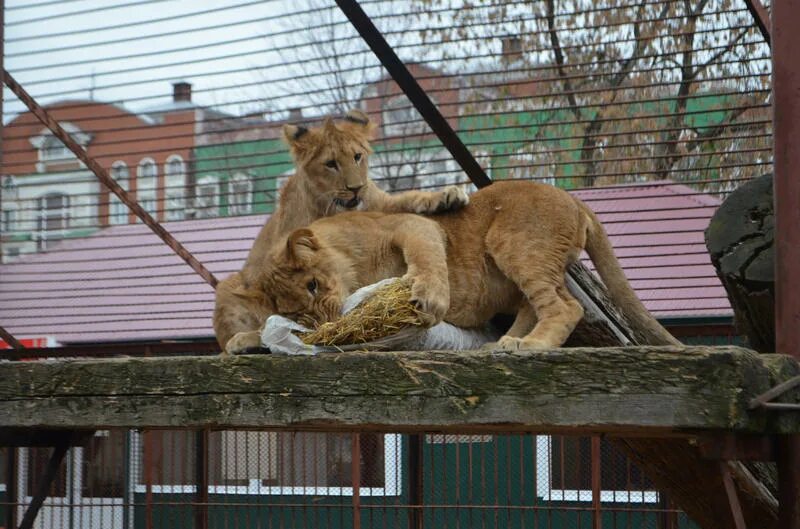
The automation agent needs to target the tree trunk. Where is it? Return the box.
[705,173,775,353]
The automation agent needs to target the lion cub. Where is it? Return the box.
[215,109,469,353]
[262,180,678,349]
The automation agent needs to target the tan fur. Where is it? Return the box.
[213,109,469,352]
[262,180,680,349]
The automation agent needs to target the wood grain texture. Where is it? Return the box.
[1,346,797,435]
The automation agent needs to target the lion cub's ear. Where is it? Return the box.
[282,124,310,158]
[342,109,376,138]
[344,109,370,125]
[286,228,319,266]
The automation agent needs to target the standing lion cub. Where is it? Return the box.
[260,180,679,349]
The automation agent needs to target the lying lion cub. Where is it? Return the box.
[214,109,469,353]
[260,180,678,349]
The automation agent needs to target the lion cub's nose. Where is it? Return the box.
[347,184,364,194]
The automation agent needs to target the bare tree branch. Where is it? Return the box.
[545,0,580,119]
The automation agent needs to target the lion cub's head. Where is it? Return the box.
[262,228,353,328]
[283,109,376,214]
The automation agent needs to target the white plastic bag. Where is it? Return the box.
[261,278,500,355]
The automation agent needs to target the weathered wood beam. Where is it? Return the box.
[0,346,797,435]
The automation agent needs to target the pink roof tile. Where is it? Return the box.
[0,181,731,345]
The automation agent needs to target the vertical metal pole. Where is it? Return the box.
[591,436,602,529]
[143,432,153,529]
[351,433,361,529]
[6,448,17,529]
[194,430,209,529]
[772,0,800,526]
[408,434,423,529]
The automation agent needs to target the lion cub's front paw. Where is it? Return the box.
[436,186,469,212]
[223,331,263,356]
[406,276,449,327]
[496,335,552,350]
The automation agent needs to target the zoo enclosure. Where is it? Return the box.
[0,0,796,528]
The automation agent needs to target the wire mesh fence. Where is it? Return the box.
[1,430,702,529]
[0,0,770,346]
[0,0,771,526]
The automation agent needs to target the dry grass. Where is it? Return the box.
[299,278,425,346]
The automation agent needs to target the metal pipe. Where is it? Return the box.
[334,0,491,189]
[0,325,23,350]
[2,70,218,289]
[18,443,69,529]
[351,432,361,529]
[743,0,771,46]
[771,0,800,525]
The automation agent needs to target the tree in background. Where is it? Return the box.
[412,0,771,191]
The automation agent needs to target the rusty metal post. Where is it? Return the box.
[408,434,423,529]
[334,0,491,189]
[591,436,602,529]
[5,447,17,529]
[0,325,23,350]
[743,0,771,46]
[771,0,800,526]
[2,71,218,289]
[18,443,69,529]
[351,433,361,529]
[195,430,209,529]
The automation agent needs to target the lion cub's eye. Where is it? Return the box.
[307,279,318,294]
[324,160,338,170]
[354,153,362,163]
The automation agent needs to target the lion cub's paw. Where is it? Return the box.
[495,335,552,350]
[223,331,263,356]
[436,186,469,212]
[406,276,449,327]
[415,186,469,214]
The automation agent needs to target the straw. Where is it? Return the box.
[299,278,426,346]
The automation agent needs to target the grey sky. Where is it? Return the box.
[4,0,297,121]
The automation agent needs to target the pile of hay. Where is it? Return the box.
[299,278,426,346]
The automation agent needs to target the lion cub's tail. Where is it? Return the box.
[579,202,681,346]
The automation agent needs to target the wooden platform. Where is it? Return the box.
[1,345,798,435]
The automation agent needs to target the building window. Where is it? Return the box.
[165,156,184,179]
[2,205,18,232]
[137,159,158,218]
[2,175,18,200]
[195,175,220,218]
[132,431,401,496]
[36,193,70,250]
[164,155,186,221]
[110,162,130,225]
[30,124,91,173]
[536,436,658,503]
[228,173,253,215]
[41,136,73,163]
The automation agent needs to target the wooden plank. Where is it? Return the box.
[0,346,798,435]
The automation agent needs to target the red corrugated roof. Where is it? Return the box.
[0,181,730,344]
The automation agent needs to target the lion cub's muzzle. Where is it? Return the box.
[334,190,362,210]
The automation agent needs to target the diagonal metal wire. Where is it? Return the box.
[3,69,219,289]
[334,0,492,189]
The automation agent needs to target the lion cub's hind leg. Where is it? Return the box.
[487,230,583,349]
[482,302,538,350]
[505,302,538,338]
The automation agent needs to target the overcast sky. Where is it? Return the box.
[3,0,302,122]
